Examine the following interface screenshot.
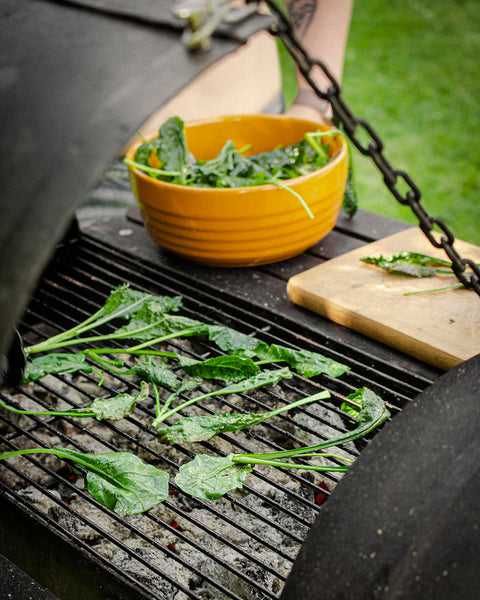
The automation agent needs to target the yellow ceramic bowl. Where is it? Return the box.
[126,114,348,267]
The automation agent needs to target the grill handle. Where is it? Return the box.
[0,330,26,388]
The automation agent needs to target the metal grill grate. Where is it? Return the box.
[0,232,435,599]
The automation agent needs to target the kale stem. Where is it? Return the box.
[0,448,58,461]
[120,331,195,353]
[305,131,326,157]
[404,283,464,295]
[152,381,194,427]
[25,296,151,354]
[305,129,342,156]
[238,144,252,154]
[124,157,181,178]
[238,401,390,462]
[262,390,330,420]
[154,387,328,430]
[297,453,353,462]
[89,347,178,359]
[154,389,216,425]
[24,308,105,354]
[25,333,132,352]
[153,391,173,424]
[86,329,196,356]
[232,455,348,472]
[0,448,109,485]
[26,325,195,354]
[73,298,147,334]
[0,397,95,418]
[268,178,314,219]
[305,130,340,157]
[0,447,136,493]
[152,383,162,423]
[84,351,124,373]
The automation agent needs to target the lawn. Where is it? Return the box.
[342,0,479,245]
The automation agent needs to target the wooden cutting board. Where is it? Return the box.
[287,228,480,370]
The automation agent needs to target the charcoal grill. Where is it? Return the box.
[0,200,438,599]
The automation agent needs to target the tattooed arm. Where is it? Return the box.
[285,0,354,123]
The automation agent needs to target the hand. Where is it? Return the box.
[285,88,333,126]
[285,102,333,126]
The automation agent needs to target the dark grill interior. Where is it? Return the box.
[0,230,436,599]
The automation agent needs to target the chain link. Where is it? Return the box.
[261,0,480,297]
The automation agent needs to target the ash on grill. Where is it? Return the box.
[1,320,355,600]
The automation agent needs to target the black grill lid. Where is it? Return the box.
[281,352,480,599]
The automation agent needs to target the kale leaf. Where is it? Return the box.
[175,454,252,500]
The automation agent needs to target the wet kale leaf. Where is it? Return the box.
[175,454,252,500]
[23,353,98,383]
[76,381,150,421]
[56,447,170,514]
[158,390,329,444]
[183,355,260,383]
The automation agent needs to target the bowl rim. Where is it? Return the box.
[125,114,348,193]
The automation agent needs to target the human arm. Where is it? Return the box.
[285,0,354,123]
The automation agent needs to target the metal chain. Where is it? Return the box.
[261,0,480,297]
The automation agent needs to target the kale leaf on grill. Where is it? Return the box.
[22,284,349,385]
[0,445,169,514]
[175,387,390,500]
[152,366,292,427]
[157,390,330,444]
[175,454,252,501]
[0,380,149,422]
[23,352,99,383]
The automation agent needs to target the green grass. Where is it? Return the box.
[342,0,480,245]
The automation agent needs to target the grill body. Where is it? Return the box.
[0,211,442,599]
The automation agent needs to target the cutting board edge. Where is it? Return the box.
[286,277,463,371]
